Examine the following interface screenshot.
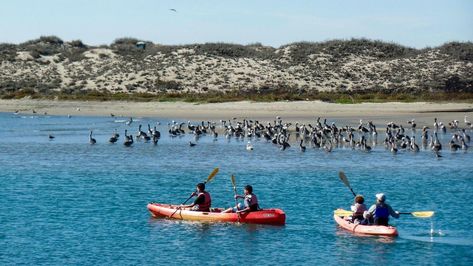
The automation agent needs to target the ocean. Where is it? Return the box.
[1,112,472,265]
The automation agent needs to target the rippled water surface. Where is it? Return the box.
[1,113,472,265]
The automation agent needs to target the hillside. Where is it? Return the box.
[1,36,472,101]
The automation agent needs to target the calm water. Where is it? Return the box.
[1,112,472,265]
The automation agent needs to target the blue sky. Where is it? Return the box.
[0,0,471,48]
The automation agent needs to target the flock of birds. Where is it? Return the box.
[48,114,473,158]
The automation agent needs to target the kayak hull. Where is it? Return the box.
[147,203,285,225]
[334,210,398,236]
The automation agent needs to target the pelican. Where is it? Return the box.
[109,130,119,143]
[299,139,306,152]
[461,139,469,151]
[450,140,461,152]
[246,142,254,151]
[89,131,96,145]
[407,119,416,129]
[462,129,470,143]
[432,133,442,156]
[124,135,133,147]
[410,136,419,152]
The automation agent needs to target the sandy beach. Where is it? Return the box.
[1,99,472,125]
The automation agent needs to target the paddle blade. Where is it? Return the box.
[231,175,236,188]
[205,167,219,183]
[334,209,354,217]
[338,171,350,188]
[411,211,435,218]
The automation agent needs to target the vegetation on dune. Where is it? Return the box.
[1,36,472,103]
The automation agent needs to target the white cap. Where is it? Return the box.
[376,193,386,202]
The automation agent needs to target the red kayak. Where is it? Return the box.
[147,203,286,225]
[334,209,398,236]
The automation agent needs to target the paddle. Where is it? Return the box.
[231,175,241,222]
[338,171,356,197]
[334,209,435,218]
[170,167,219,218]
[399,211,435,218]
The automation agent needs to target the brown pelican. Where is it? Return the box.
[299,139,306,152]
[89,131,96,145]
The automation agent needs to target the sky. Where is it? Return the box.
[0,0,472,48]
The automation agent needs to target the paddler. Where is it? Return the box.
[365,193,399,226]
[350,195,367,224]
[222,185,259,213]
[181,183,212,212]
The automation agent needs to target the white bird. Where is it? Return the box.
[246,142,254,151]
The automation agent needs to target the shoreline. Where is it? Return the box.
[1,99,472,125]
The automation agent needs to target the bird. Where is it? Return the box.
[48,134,55,140]
[450,140,461,152]
[189,141,196,147]
[124,135,133,147]
[109,130,119,143]
[169,8,177,12]
[89,131,96,145]
[410,136,420,152]
[246,142,254,151]
[299,139,306,152]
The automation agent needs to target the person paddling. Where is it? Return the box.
[222,185,259,213]
[350,195,367,224]
[180,183,212,212]
[366,193,399,226]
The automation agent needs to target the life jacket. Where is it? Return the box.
[244,193,259,211]
[352,203,367,218]
[197,191,211,211]
[374,203,389,218]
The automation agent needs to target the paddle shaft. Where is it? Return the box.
[170,193,194,218]
[348,188,356,197]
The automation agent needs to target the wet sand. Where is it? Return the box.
[1,99,472,126]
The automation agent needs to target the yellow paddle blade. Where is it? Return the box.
[206,167,219,183]
[334,209,353,217]
[411,211,435,218]
[231,174,236,188]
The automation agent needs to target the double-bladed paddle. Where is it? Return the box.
[170,167,219,218]
[334,209,434,218]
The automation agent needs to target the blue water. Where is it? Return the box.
[1,112,472,265]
